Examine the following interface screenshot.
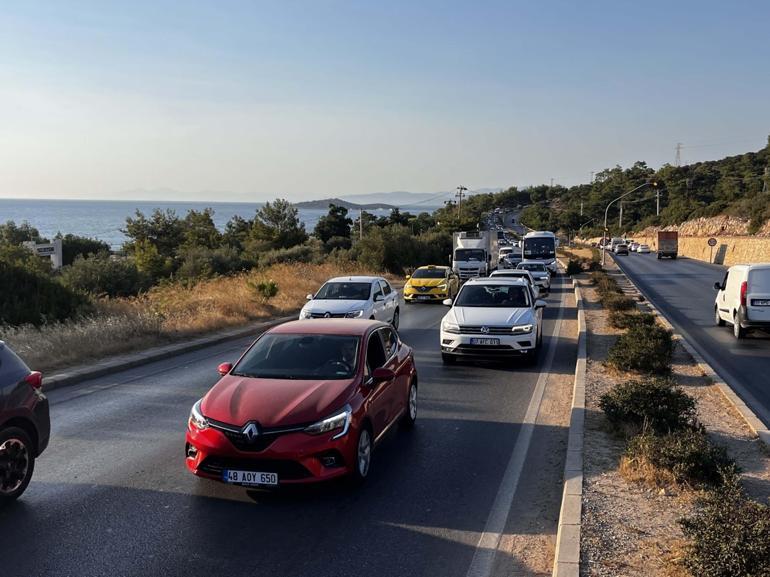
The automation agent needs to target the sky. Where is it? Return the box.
[0,0,768,202]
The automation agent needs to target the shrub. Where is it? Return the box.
[607,323,674,374]
[625,430,736,488]
[249,279,279,302]
[257,241,324,268]
[608,310,657,329]
[680,477,770,577]
[60,254,149,298]
[56,234,111,266]
[566,259,582,275]
[599,378,699,436]
[605,294,635,311]
[176,246,249,281]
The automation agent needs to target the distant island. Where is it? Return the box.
[293,197,397,211]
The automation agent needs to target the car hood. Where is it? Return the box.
[407,278,445,287]
[446,306,535,326]
[202,375,356,427]
[302,299,369,315]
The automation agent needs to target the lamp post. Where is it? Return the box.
[578,217,595,239]
[602,182,654,265]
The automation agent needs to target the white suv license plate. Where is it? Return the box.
[223,469,278,486]
[470,338,500,346]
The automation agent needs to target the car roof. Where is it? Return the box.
[465,277,528,286]
[415,265,449,271]
[491,270,530,276]
[270,319,388,336]
[326,276,384,283]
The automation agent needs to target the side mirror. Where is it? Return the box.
[713,282,722,291]
[371,367,395,383]
[217,362,233,376]
[535,300,547,309]
[442,298,453,306]
[306,293,313,301]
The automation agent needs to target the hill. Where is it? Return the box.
[293,197,396,211]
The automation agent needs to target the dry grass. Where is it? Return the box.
[619,454,679,490]
[1,261,371,372]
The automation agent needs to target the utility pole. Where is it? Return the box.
[455,186,467,222]
[675,142,683,166]
[619,201,623,228]
[656,188,660,215]
[359,209,364,240]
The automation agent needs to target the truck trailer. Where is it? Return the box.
[452,231,499,281]
[657,231,679,259]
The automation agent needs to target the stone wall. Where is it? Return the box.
[631,235,770,266]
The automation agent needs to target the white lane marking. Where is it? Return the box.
[464,277,566,577]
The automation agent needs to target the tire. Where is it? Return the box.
[391,308,399,330]
[657,254,661,260]
[526,345,540,366]
[402,380,417,429]
[733,313,745,339]
[441,353,456,365]
[715,307,725,327]
[351,425,373,484]
[0,427,36,503]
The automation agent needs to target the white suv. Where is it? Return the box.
[714,264,770,339]
[300,276,400,329]
[439,278,546,365]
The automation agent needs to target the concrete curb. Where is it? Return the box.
[608,254,770,448]
[552,278,586,577]
[43,315,297,392]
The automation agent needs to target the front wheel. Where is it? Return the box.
[351,426,373,484]
[402,380,417,429]
[0,427,36,503]
[715,307,725,327]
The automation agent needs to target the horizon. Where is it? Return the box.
[1,1,769,203]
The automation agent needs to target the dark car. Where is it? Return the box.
[186,319,418,487]
[0,341,50,503]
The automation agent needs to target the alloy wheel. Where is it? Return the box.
[0,438,30,495]
[408,384,417,421]
[357,429,372,478]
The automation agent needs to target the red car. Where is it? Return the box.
[185,319,417,487]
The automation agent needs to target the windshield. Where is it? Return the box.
[518,263,546,272]
[455,284,531,308]
[315,282,371,300]
[233,334,359,380]
[412,269,445,279]
[493,272,530,282]
[455,249,486,261]
[523,238,555,258]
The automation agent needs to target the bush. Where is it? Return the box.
[605,294,635,311]
[626,430,736,488]
[56,234,111,266]
[257,241,324,268]
[176,246,249,281]
[591,271,622,296]
[607,323,674,374]
[680,477,770,577]
[60,254,149,298]
[608,310,657,329]
[248,279,279,302]
[566,259,582,275]
[599,378,699,436]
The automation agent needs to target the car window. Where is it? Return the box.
[721,272,729,290]
[315,282,371,300]
[366,332,387,375]
[379,328,398,359]
[0,344,30,385]
[372,283,383,301]
[380,280,392,296]
[455,284,530,308]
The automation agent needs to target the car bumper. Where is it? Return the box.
[185,424,358,486]
[440,331,537,357]
[33,394,51,456]
[404,291,448,302]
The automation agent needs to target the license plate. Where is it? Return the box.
[752,299,770,306]
[470,338,500,346]
[417,295,431,300]
[222,469,278,486]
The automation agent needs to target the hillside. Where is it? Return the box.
[293,197,396,210]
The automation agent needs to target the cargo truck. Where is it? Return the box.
[452,231,499,281]
[657,231,678,259]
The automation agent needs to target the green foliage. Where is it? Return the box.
[133,239,174,282]
[221,215,252,251]
[680,476,770,577]
[608,310,657,329]
[248,279,279,302]
[324,235,352,252]
[257,241,324,268]
[175,246,249,281]
[607,323,674,374]
[626,430,736,488]
[60,254,148,298]
[355,225,452,274]
[181,208,222,250]
[565,259,582,275]
[249,199,307,250]
[55,233,111,266]
[314,204,353,243]
[122,209,184,258]
[600,378,699,436]
[0,220,48,245]
[0,260,88,326]
[605,294,635,311]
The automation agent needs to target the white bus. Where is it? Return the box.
[522,231,558,273]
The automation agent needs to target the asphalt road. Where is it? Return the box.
[613,252,770,425]
[0,277,576,577]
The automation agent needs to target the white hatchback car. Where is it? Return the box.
[489,269,540,299]
[300,276,400,328]
[714,264,770,339]
[439,278,546,365]
[516,261,551,293]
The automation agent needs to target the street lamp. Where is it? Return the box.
[602,181,654,265]
[578,217,596,238]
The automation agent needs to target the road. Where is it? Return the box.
[613,253,770,426]
[1,276,577,577]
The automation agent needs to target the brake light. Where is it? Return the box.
[740,281,747,307]
[25,371,43,389]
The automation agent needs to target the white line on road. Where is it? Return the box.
[465,277,566,577]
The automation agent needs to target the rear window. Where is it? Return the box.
[749,269,770,292]
[0,344,30,385]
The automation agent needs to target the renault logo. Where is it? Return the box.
[324,312,332,318]
[242,423,260,442]
[480,326,490,334]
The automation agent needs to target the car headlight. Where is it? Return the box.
[512,324,533,334]
[304,405,352,439]
[300,309,313,319]
[189,399,208,431]
[345,309,364,318]
[442,321,460,334]
[437,284,447,290]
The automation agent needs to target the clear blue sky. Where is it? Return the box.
[1,0,768,201]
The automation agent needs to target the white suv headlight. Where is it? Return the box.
[300,309,313,319]
[345,309,364,318]
[442,321,460,334]
[304,405,352,439]
[512,324,533,334]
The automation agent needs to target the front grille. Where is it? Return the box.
[208,419,307,453]
[458,326,513,335]
[309,312,346,318]
[417,286,431,292]
[199,457,312,480]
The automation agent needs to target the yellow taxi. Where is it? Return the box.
[404,265,459,303]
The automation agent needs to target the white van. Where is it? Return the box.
[714,264,770,339]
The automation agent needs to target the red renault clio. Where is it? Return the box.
[185,319,417,487]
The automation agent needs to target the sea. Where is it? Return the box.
[0,198,440,250]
